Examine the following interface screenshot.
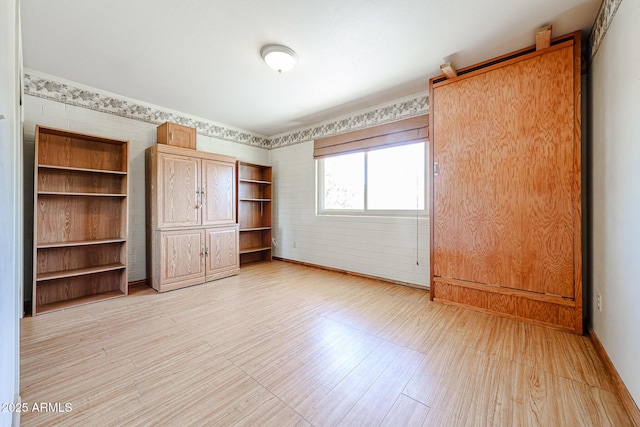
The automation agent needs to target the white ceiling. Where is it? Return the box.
[21,0,600,136]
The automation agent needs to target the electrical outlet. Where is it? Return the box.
[272,238,278,248]
[597,294,602,311]
[292,241,297,248]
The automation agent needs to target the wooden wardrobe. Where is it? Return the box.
[429,31,583,334]
[146,144,239,292]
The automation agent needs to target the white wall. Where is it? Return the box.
[0,0,22,425]
[591,0,640,407]
[23,93,269,300]
[270,141,429,286]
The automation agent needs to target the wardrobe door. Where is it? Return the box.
[157,153,201,228]
[202,159,236,226]
[159,229,205,288]
[205,226,239,279]
[433,68,523,290]
[432,45,575,297]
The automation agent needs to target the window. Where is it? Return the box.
[318,141,426,216]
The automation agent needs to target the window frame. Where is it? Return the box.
[317,139,428,217]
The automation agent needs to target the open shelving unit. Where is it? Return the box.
[33,125,129,315]
[237,162,272,265]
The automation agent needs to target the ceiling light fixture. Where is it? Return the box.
[261,44,297,74]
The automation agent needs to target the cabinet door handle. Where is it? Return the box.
[205,247,209,256]
[195,188,202,209]
[169,131,174,141]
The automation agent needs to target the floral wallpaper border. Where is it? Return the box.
[23,73,270,148]
[269,95,429,149]
[23,72,428,150]
[589,0,623,60]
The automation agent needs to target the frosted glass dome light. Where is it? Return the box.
[261,44,298,73]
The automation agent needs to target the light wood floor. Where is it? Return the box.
[21,261,632,426]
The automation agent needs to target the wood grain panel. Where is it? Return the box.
[35,270,125,307]
[571,34,584,335]
[517,298,576,331]
[239,229,272,251]
[38,131,126,171]
[433,45,575,297]
[160,230,204,285]
[431,32,582,335]
[36,196,124,245]
[518,46,575,297]
[206,226,239,277]
[36,242,125,275]
[238,163,272,182]
[433,278,580,333]
[433,282,457,302]
[202,160,236,226]
[433,276,575,306]
[457,286,489,310]
[240,251,271,264]
[433,70,520,287]
[239,200,271,229]
[38,167,126,194]
[157,153,200,228]
[238,181,271,200]
[488,293,518,316]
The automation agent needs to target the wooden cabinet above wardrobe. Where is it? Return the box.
[429,31,583,334]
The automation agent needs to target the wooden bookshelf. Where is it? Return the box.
[237,162,272,264]
[32,125,128,315]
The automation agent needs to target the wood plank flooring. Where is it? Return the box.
[21,261,632,426]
